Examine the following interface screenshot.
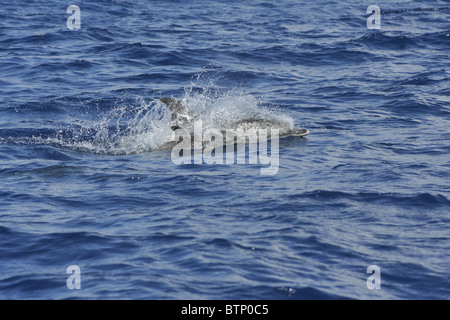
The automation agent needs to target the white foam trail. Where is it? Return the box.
[88,98,173,155]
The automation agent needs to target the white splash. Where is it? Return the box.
[10,88,296,156]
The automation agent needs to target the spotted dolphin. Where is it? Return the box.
[160,97,309,138]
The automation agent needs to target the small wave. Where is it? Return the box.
[378,99,449,117]
[288,190,450,209]
[0,32,64,46]
[380,6,450,15]
[351,32,417,50]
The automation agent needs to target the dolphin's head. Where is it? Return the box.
[291,128,310,136]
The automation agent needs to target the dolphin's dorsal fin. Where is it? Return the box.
[160,97,194,126]
[160,97,184,121]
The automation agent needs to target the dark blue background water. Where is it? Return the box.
[0,0,449,299]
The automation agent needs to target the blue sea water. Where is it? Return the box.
[0,0,449,300]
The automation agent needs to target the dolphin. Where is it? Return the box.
[160,97,310,138]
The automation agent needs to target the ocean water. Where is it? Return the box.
[0,0,449,300]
